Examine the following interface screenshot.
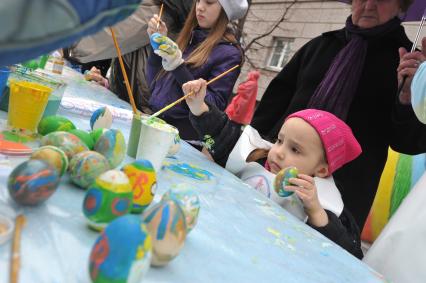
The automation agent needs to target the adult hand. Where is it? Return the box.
[285,174,328,227]
[147,14,167,37]
[183,79,209,116]
[397,37,426,104]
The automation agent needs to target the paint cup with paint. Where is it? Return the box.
[127,114,142,158]
[136,118,179,171]
[8,81,52,132]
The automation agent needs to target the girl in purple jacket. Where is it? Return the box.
[146,0,247,144]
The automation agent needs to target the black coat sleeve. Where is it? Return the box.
[390,101,426,155]
[308,208,363,259]
[251,44,306,138]
[189,103,243,167]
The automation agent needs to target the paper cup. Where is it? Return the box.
[8,81,52,132]
[136,118,179,171]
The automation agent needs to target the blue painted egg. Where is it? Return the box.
[90,107,113,130]
[142,199,187,266]
[94,129,126,168]
[8,159,60,205]
[162,184,200,233]
[83,170,133,231]
[89,215,152,283]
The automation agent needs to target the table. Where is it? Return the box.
[0,67,386,283]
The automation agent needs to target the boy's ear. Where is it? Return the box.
[314,163,329,178]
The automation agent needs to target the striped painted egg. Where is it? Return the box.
[90,107,113,130]
[122,159,157,214]
[30,145,68,176]
[94,129,126,168]
[162,185,200,233]
[142,199,187,266]
[89,215,152,283]
[83,170,133,231]
[7,159,60,205]
[69,151,110,189]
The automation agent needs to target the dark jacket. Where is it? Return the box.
[146,28,242,140]
[251,25,426,228]
[189,104,363,259]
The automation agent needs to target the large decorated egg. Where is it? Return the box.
[94,129,126,168]
[162,184,200,233]
[41,131,88,159]
[7,159,60,205]
[83,170,133,231]
[122,159,157,214]
[89,215,152,283]
[167,130,181,156]
[67,129,95,150]
[142,199,187,266]
[70,151,110,189]
[274,167,299,197]
[37,115,76,136]
[90,128,108,145]
[90,107,113,130]
[30,145,68,176]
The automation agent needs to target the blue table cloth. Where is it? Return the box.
[0,67,386,283]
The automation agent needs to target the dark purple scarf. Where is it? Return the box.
[307,16,401,120]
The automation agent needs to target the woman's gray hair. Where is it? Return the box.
[350,0,413,12]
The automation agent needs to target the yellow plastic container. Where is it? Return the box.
[8,81,52,132]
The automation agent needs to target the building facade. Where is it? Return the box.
[238,0,421,100]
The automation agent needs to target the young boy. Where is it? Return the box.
[183,79,364,259]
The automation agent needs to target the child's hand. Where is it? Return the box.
[147,14,168,37]
[152,36,183,71]
[84,67,109,88]
[183,79,209,116]
[285,174,328,227]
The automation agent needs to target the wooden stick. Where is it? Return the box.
[109,27,138,114]
[10,215,26,283]
[150,64,240,118]
[156,3,164,31]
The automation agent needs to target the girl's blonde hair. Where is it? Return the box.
[176,1,241,68]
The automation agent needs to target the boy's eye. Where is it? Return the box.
[291,147,300,154]
[276,138,283,144]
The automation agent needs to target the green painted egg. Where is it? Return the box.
[90,128,108,144]
[37,116,76,136]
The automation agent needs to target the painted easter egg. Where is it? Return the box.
[70,151,110,189]
[94,129,126,168]
[83,170,133,231]
[167,130,181,156]
[89,215,152,283]
[41,131,88,159]
[122,159,157,214]
[90,107,113,130]
[68,129,95,150]
[142,199,187,266]
[30,145,68,176]
[162,184,200,233]
[7,159,60,205]
[274,167,299,197]
[37,115,76,136]
[150,32,163,50]
[91,128,108,145]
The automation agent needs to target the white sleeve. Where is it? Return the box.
[225,125,273,174]
[315,176,344,217]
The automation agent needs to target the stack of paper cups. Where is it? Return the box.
[136,118,179,171]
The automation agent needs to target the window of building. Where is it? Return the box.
[267,38,294,70]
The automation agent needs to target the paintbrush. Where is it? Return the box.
[150,65,240,118]
[156,3,164,31]
[110,27,138,115]
[9,214,26,283]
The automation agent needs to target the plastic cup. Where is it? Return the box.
[136,118,179,171]
[8,81,52,132]
[0,67,10,101]
[127,114,142,158]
